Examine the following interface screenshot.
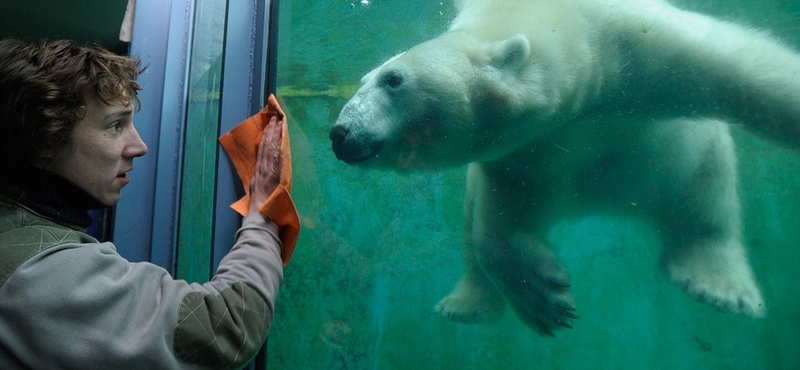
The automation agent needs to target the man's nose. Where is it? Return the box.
[124,126,148,158]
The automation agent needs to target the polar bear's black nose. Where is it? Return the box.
[330,124,377,164]
[330,124,348,146]
[330,124,352,161]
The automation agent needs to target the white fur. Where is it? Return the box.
[330,0,800,335]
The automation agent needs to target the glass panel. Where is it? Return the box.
[270,1,800,368]
[177,0,229,283]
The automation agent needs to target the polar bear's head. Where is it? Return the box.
[330,31,558,171]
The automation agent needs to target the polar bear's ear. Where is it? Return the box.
[490,33,530,71]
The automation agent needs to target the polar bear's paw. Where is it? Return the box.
[499,269,577,337]
[665,242,766,317]
[481,242,577,336]
[436,275,506,323]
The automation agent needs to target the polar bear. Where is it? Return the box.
[329,0,800,335]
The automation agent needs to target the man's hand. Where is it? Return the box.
[248,115,283,214]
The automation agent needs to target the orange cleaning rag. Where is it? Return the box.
[219,94,300,266]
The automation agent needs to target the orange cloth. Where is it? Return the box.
[219,95,300,266]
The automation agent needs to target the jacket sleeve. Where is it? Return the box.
[0,213,282,370]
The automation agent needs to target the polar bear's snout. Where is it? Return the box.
[330,123,381,164]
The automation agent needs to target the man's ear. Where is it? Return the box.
[490,33,530,71]
[36,144,57,166]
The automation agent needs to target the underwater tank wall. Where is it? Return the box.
[267,0,800,369]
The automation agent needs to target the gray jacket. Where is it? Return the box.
[0,205,283,370]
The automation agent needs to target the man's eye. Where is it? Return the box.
[109,122,122,131]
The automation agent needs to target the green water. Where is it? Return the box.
[268,1,800,368]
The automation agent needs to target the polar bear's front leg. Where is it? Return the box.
[474,231,577,336]
[434,248,507,324]
[436,166,506,324]
[460,164,575,336]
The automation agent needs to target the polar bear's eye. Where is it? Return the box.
[382,71,404,89]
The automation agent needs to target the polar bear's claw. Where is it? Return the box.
[497,268,577,336]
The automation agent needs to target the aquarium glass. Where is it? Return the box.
[267,1,800,369]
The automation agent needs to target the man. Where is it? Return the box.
[0,38,286,370]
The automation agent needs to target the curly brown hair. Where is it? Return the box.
[0,39,144,204]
